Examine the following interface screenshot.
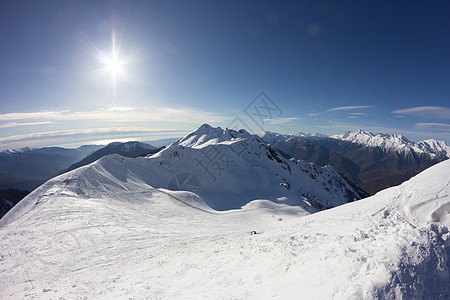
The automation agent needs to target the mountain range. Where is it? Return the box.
[331,129,450,158]
[0,145,102,191]
[0,124,448,298]
[64,141,162,173]
[261,129,449,195]
[2,127,449,218]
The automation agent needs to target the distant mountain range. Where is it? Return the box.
[0,141,171,193]
[261,129,449,195]
[64,141,162,173]
[143,137,179,148]
[331,129,450,158]
[0,145,103,191]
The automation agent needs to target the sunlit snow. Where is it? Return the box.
[0,126,448,299]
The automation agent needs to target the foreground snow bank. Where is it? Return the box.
[0,160,449,299]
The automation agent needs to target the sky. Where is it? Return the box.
[0,0,450,150]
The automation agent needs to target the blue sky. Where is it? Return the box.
[1,0,449,150]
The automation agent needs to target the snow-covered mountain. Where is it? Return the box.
[0,134,449,298]
[332,129,450,159]
[30,124,363,214]
[260,129,449,195]
[151,124,365,210]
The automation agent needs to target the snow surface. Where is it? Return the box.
[0,160,448,299]
[331,129,450,159]
[0,125,449,299]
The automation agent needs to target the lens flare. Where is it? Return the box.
[76,21,145,106]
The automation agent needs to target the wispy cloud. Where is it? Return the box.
[415,123,450,131]
[392,106,450,119]
[308,105,374,117]
[0,111,69,121]
[0,127,188,143]
[0,106,229,150]
[106,106,136,112]
[0,107,228,124]
[327,105,374,112]
[264,117,299,125]
[0,121,53,129]
[346,112,368,119]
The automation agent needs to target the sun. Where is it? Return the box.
[93,48,127,103]
[106,55,123,76]
[96,49,124,77]
[94,36,127,79]
[87,30,145,103]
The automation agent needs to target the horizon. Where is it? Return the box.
[1,123,448,152]
[1,1,450,150]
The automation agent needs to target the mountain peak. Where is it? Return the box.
[146,124,367,210]
[178,124,257,149]
[356,129,369,135]
[199,123,213,130]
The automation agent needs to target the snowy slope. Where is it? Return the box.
[332,129,450,158]
[0,152,449,299]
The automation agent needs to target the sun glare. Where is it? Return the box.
[97,50,124,76]
[106,56,123,75]
[85,27,145,104]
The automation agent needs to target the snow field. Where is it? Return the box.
[0,126,448,299]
